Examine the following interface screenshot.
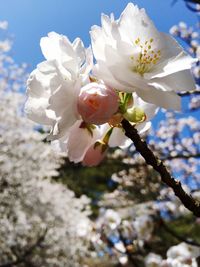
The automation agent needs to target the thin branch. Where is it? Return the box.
[0,262,13,267]
[121,119,200,217]
[160,217,200,247]
[179,90,200,97]
[162,153,200,161]
[123,153,200,169]
[186,2,200,12]
[184,0,200,4]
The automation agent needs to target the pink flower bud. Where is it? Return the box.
[82,142,107,167]
[77,82,119,125]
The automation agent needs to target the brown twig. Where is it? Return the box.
[159,217,200,247]
[162,153,200,161]
[179,90,200,97]
[121,119,200,217]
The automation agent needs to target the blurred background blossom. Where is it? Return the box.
[0,1,200,267]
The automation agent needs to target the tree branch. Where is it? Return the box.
[179,90,200,97]
[185,0,200,3]
[162,153,200,161]
[121,119,200,217]
[159,217,200,247]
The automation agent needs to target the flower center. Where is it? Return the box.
[131,38,161,75]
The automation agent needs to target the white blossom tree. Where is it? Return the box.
[0,22,91,267]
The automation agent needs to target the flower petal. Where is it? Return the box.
[152,69,196,92]
[133,93,159,121]
[66,121,100,163]
[118,3,160,46]
[25,96,53,125]
[136,121,151,134]
[135,85,181,111]
[108,127,128,148]
[146,51,197,79]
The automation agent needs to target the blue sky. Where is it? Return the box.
[0,0,198,67]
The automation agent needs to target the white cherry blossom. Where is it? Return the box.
[0,54,91,267]
[52,92,157,164]
[167,243,200,262]
[25,32,93,140]
[91,3,196,110]
[145,253,163,267]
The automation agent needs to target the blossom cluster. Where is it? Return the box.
[90,207,155,265]
[25,3,196,166]
[170,20,200,110]
[90,179,200,266]
[149,112,200,193]
[145,243,200,267]
[90,191,200,266]
[0,22,92,267]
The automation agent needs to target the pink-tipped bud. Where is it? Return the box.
[77,82,119,125]
[82,142,107,167]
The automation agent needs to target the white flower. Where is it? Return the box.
[167,243,200,262]
[25,32,93,140]
[164,258,198,267]
[0,39,11,52]
[169,25,179,36]
[0,42,92,265]
[52,120,102,163]
[164,243,200,267]
[196,46,200,61]
[53,98,157,164]
[114,241,126,253]
[145,253,163,267]
[133,215,154,241]
[103,209,121,230]
[0,20,8,30]
[91,3,196,110]
[119,255,128,265]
